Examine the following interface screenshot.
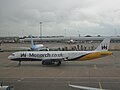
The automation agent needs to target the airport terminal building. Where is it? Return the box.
[19,36,120,43]
[0,36,120,43]
[0,36,120,50]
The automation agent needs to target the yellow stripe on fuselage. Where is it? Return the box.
[79,51,112,61]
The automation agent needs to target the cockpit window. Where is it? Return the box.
[11,54,15,56]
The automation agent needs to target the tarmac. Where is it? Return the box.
[0,43,120,90]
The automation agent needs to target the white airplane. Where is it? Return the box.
[0,86,13,90]
[0,82,13,90]
[20,35,44,51]
[8,38,112,66]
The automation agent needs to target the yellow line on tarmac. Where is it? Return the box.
[99,81,103,89]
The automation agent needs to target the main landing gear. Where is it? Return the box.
[54,60,61,66]
[42,59,62,66]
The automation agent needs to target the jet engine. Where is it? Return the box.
[42,59,61,66]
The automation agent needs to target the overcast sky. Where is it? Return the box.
[0,0,120,37]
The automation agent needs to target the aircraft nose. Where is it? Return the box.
[8,55,15,60]
[8,55,12,59]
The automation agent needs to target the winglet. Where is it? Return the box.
[95,37,111,51]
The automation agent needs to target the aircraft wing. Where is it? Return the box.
[69,84,107,90]
[42,58,64,66]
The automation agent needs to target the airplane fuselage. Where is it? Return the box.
[31,44,44,51]
[8,51,112,61]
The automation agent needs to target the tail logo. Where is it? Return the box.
[101,43,108,50]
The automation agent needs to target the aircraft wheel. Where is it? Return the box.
[55,61,61,66]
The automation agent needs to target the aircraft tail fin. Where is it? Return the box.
[95,37,111,51]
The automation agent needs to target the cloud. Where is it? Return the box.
[0,0,120,36]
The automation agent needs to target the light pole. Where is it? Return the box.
[64,29,66,41]
[40,22,42,41]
